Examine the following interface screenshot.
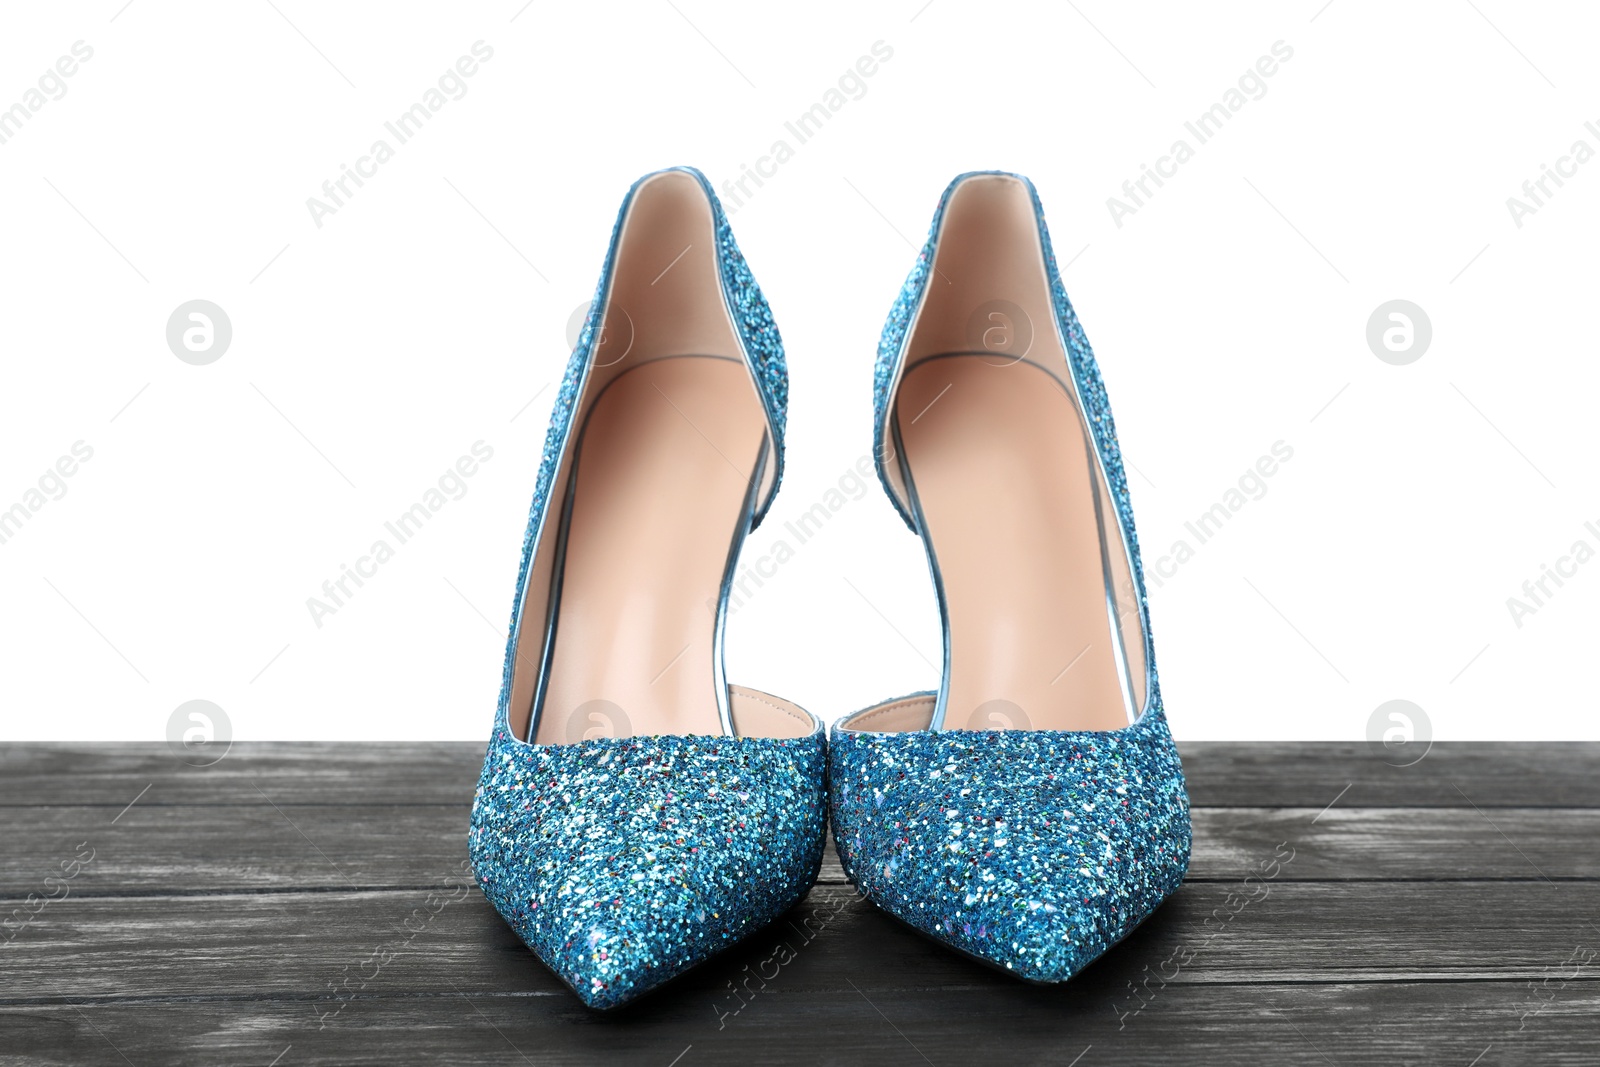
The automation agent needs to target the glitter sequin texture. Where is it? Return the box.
[472,725,826,1009]
[842,172,1191,981]
[829,709,1190,982]
[471,167,820,1010]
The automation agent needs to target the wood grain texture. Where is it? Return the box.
[5,741,1599,806]
[0,743,484,807]
[1,742,1595,1066]
[5,882,1599,1001]
[2,982,1597,1067]
[1179,741,1600,807]
[5,805,1599,895]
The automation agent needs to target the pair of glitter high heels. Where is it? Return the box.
[467,167,1192,1009]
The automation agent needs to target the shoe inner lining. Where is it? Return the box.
[517,169,792,743]
[534,356,765,744]
[890,174,1145,732]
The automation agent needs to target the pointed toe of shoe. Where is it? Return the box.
[517,890,715,1011]
[829,710,1190,982]
[533,915,679,1012]
[469,727,827,1008]
[481,855,724,1011]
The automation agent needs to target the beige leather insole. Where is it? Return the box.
[532,355,764,744]
[895,356,1132,732]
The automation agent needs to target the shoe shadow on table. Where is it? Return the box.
[474,881,1194,1049]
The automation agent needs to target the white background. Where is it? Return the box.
[2,1,1596,742]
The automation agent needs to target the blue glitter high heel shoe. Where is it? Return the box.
[469,167,827,1010]
[829,172,1191,982]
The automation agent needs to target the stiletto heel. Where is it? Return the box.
[469,167,827,1010]
[829,172,1190,981]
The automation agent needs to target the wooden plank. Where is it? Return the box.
[0,743,484,808]
[7,742,1599,808]
[5,881,1599,1002]
[1185,806,1600,881]
[5,741,1599,808]
[1179,741,1600,807]
[3,980,1597,1067]
[3,741,1597,1066]
[0,803,476,895]
[4,803,1595,895]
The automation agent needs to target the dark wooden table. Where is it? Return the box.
[2,742,1597,1065]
